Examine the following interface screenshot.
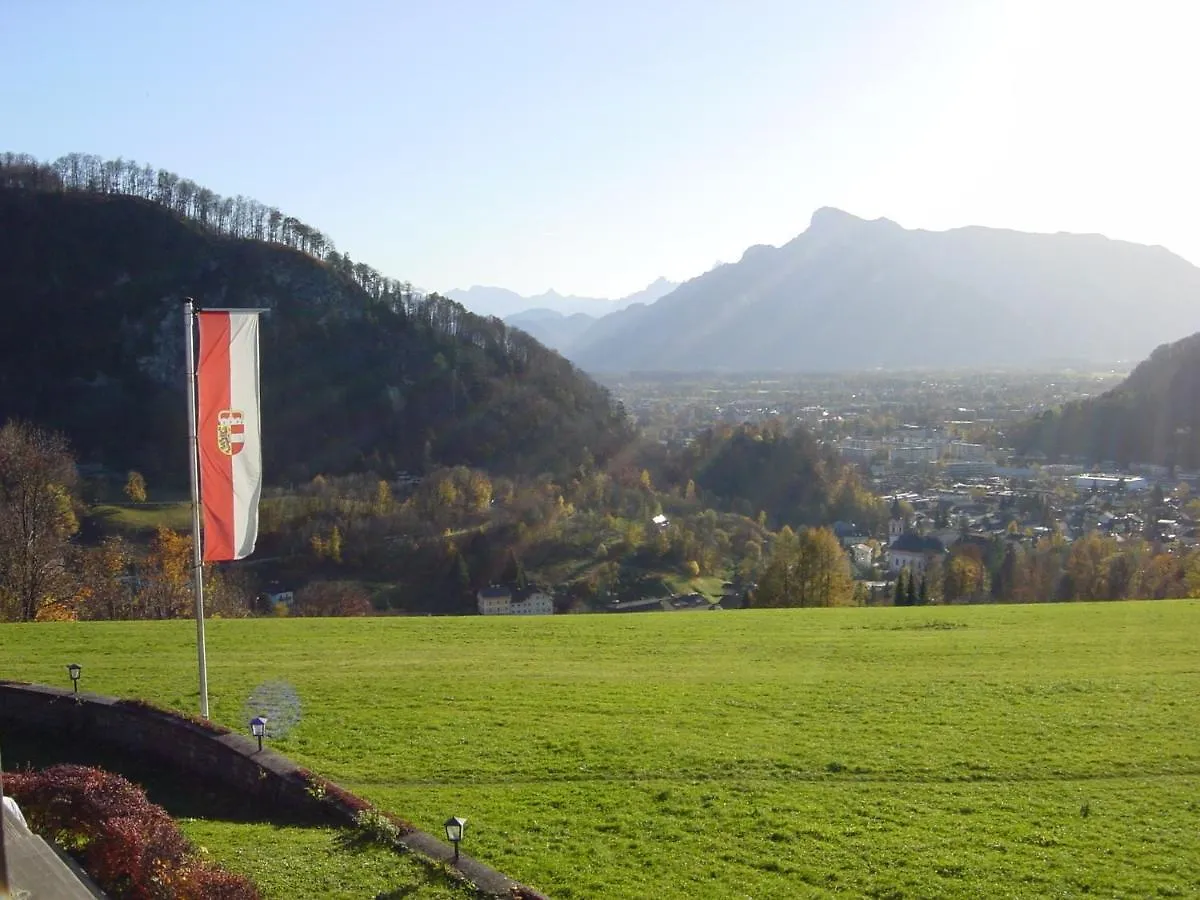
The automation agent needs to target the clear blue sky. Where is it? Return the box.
[3,0,1197,298]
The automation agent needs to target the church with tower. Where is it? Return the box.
[886,498,947,576]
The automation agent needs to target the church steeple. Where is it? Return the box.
[888,499,907,543]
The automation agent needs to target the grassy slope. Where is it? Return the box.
[89,501,193,534]
[2,603,1199,898]
[664,573,727,599]
[178,821,468,900]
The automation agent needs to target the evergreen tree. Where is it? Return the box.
[756,526,800,607]
[994,544,1019,601]
[906,573,918,607]
[894,569,906,606]
[918,576,928,605]
[455,552,471,596]
[500,548,528,590]
[1150,483,1165,509]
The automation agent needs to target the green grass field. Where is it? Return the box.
[664,573,728,599]
[89,500,194,534]
[3,602,1199,898]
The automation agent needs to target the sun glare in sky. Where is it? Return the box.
[1,0,1197,297]
[862,1,1199,261]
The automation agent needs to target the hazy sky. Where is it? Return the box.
[3,0,1197,298]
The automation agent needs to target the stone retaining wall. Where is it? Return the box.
[0,681,548,899]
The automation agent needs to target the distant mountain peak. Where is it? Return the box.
[807,207,899,234]
[449,276,680,319]
[566,211,1200,373]
[739,244,776,263]
[810,206,863,227]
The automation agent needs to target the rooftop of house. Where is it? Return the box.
[890,533,948,554]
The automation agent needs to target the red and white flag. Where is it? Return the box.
[197,310,262,561]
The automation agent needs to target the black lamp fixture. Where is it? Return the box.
[66,663,82,694]
[250,716,267,752]
[443,816,467,861]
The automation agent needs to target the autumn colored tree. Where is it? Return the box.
[1064,532,1114,601]
[328,525,344,564]
[0,420,81,621]
[465,470,493,511]
[78,536,136,620]
[373,479,394,516]
[755,526,853,607]
[124,470,147,503]
[137,526,193,618]
[794,527,855,607]
[943,553,987,602]
[309,532,327,559]
[292,581,372,616]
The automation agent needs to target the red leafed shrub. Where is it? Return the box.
[4,765,259,899]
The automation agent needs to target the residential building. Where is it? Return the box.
[946,460,996,478]
[1074,474,1149,493]
[851,543,875,570]
[887,533,947,575]
[889,445,939,464]
[946,441,990,461]
[510,590,554,615]
[477,585,554,616]
[477,586,512,615]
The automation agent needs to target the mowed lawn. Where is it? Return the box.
[2,602,1199,899]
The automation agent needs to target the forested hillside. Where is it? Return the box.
[646,422,884,531]
[1014,331,1200,468]
[0,152,633,483]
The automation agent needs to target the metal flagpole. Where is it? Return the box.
[184,298,210,719]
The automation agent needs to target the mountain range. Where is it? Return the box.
[447,277,678,320]
[443,278,678,356]
[500,208,1200,372]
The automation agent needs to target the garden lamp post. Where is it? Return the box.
[250,716,267,752]
[66,663,82,694]
[444,816,467,861]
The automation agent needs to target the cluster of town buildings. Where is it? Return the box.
[473,458,1194,616]
[836,463,1199,583]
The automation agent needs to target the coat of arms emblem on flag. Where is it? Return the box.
[216,409,246,456]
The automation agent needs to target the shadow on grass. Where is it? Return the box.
[1,724,318,828]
